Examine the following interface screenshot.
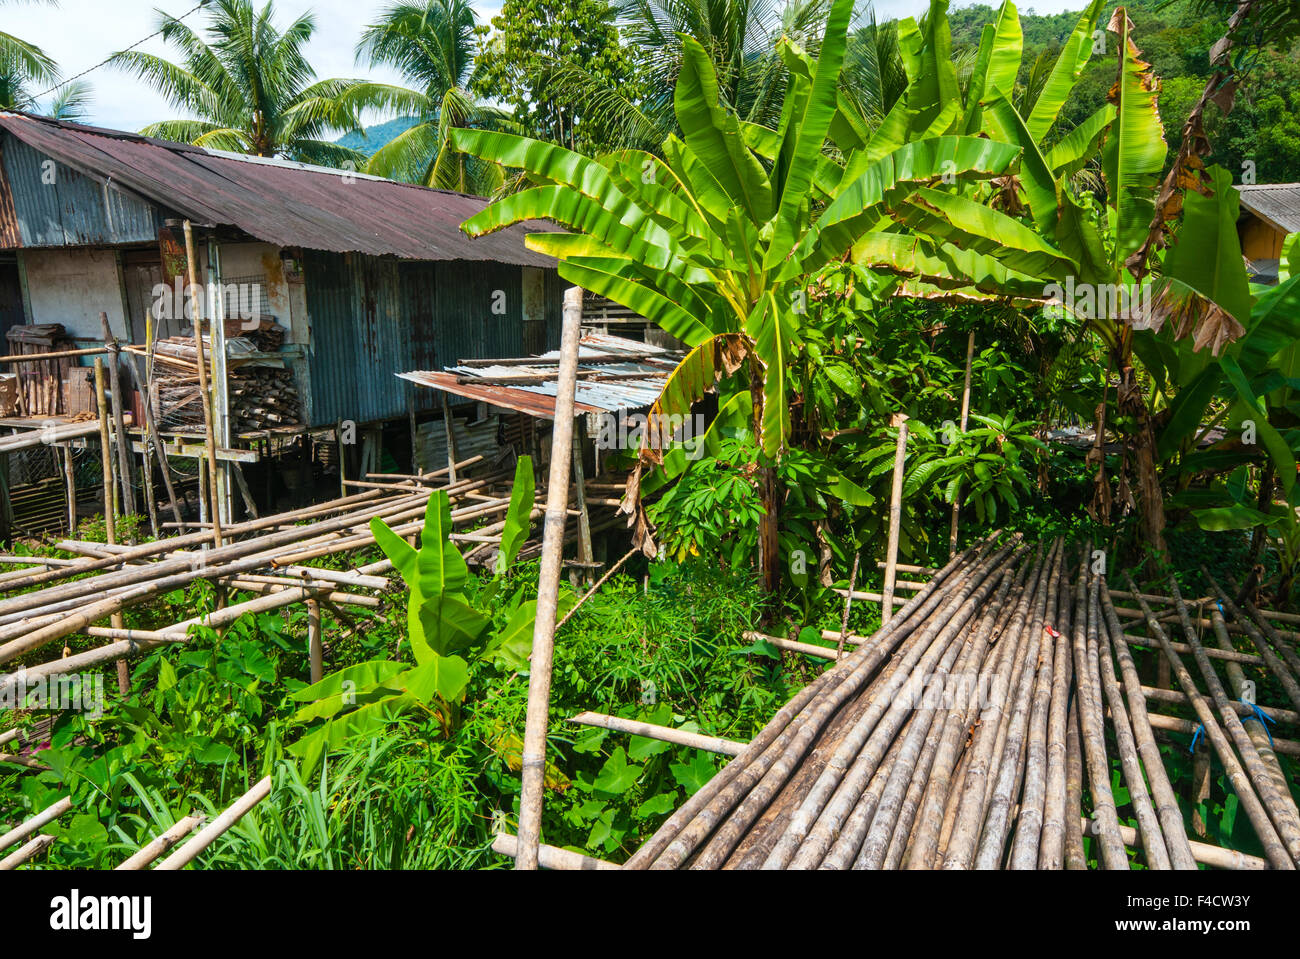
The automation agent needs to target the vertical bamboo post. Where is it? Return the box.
[441,392,459,483]
[61,444,75,533]
[207,241,231,529]
[571,426,593,586]
[516,286,583,871]
[93,360,116,544]
[948,329,974,558]
[99,312,137,535]
[182,220,222,549]
[93,359,130,696]
[881,413,909,624]
[121,340,182,525]
[307,598,322,684]
[337,418,347,498]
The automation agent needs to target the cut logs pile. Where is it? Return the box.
[227,367,300,432]
[625,535,1300,870]
[150,327,301,433]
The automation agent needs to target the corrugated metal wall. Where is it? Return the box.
[304,251,565,427]
[0,135,161,248]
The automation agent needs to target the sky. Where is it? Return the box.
[6,0,1084,133]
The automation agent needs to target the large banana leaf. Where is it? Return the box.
[981,93,1059,233]
[1219,352,1296,498]
[639,333,750,465]
[1102,8,1167,272]
[963,0,1022,134]
[1159,165,1252,330]
[1026,0,1105,141]
[674,37,773,224]
[766,0,857,267]
[801,136,1024,269]
[1044,104,1116,176]
[892,187,1075,279]
[852,232,1049,298]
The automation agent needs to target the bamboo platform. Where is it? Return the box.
[499,535,1300,871]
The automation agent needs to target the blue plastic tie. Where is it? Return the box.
[1189,723,1205,753]
[1240,699,1277,747]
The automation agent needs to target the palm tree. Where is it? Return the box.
[543,0,904,152]
[0,0,61,112]
[347,0,511,194]
[110,0,366,166]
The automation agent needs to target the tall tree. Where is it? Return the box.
[110,0,366,166]
[470,0,637,151]
[348,0,511,193]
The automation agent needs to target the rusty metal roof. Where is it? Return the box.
[1236,183,1300,235]
[398,333,683,419]
[0,111,553,266]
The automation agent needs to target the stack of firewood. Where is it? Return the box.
[151,349,302,433]
[223,317,286,353]
[229,367,300,432]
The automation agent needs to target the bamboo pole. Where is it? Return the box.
[880,413,909,624]
[115,815,205,870]
[0,833,53,869]
[0,795,72,853]
[941,548,1046,869]
[1166,577,1300,865]
[976,548,1054,868]
[1094,581,1171,868]
[0,346,108,364]
[1083,818,1266,871]
[515,286,583,872]
[775,544,1025,869]
[1124,575,1295,870]
[947,328,974,558]
[182,220,222,549]
[491,833,618,870]
[1209,605,1293,807]
[92,358,131,695]
[836,550,860,661]
[627,539,1002,870]
[61,443,76,533]
[94,359,117,536]
[307,598,322,684]
[120,340,183,526]
[1207,573,1300,714]
[1074,564,1128,869]
[570,426,594,586]
[440,392,459,483]
[100,311,137,525]
[568,711,744,757]
[155,775,271,870]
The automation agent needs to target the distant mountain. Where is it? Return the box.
[336,116,420,158]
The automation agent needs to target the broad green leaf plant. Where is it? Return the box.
[288,457,540,774]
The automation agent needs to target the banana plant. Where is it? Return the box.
[450,0,1089,588]
[287,457,539,776]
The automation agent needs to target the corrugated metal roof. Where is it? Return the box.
[1237,183,1300,235]
[398,333,683,419]
[0,111,553,266]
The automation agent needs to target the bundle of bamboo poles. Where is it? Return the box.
[0,454,573,693]
[621,536,1300,870]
